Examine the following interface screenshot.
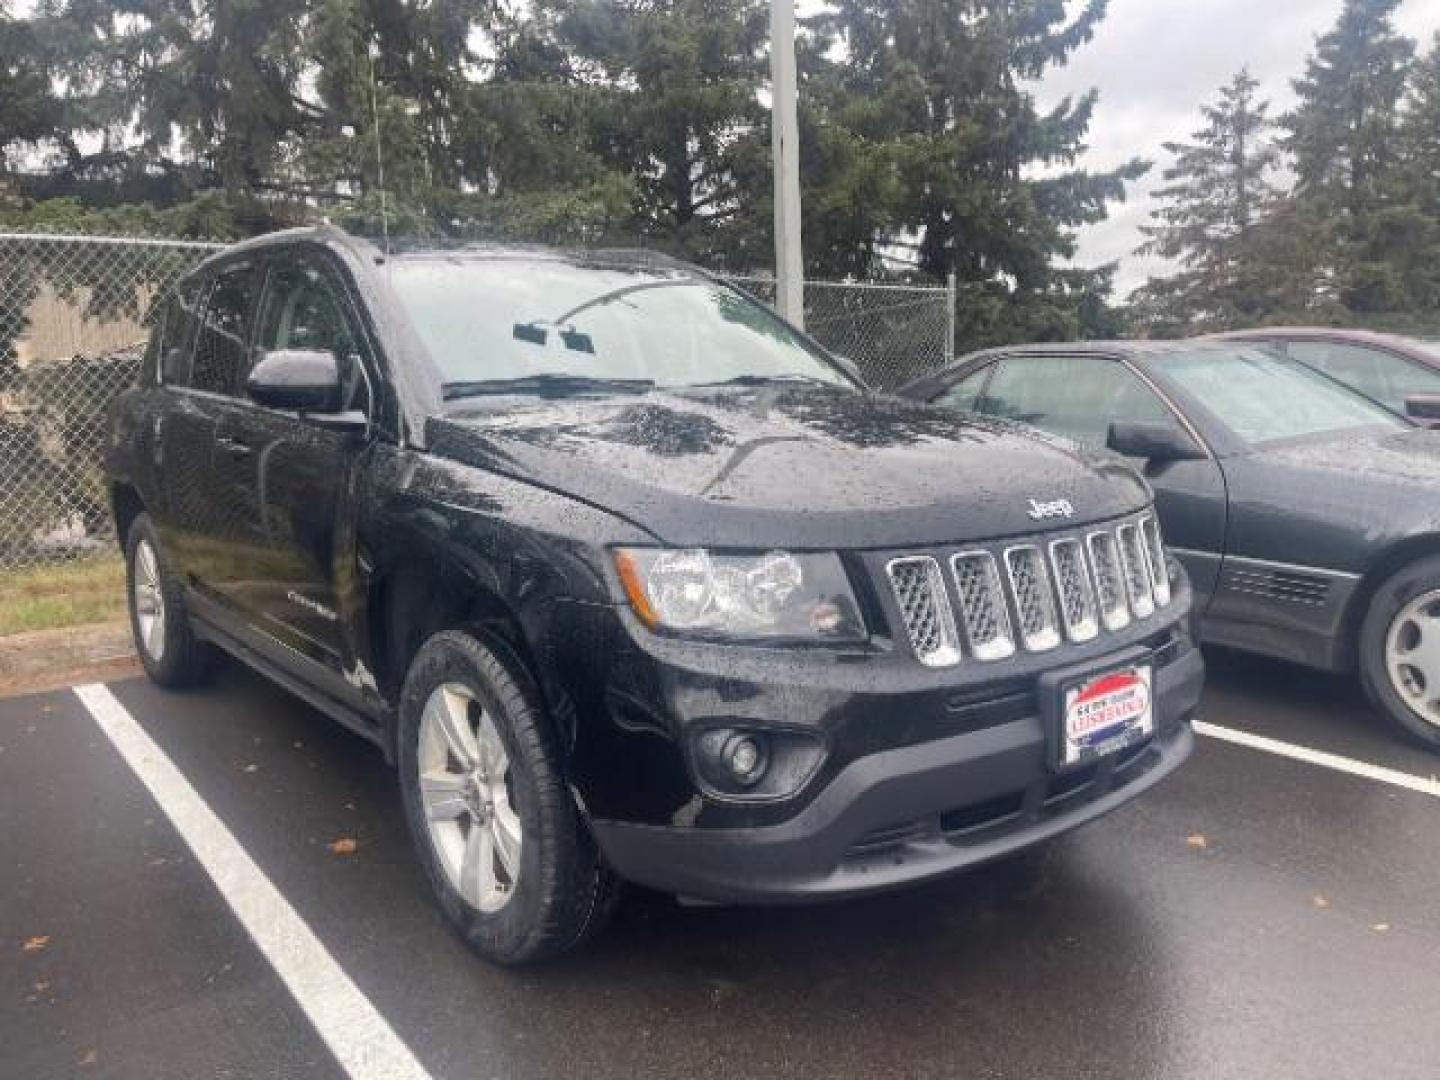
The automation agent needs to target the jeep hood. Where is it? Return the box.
[425,386,1149,549]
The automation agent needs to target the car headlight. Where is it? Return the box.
[613,548,865,641]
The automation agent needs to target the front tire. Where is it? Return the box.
[1359,555,1440,751]
[124,513,215,688]
[397,631,619,964]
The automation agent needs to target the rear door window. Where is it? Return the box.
[978,355,1172,448]
[190,264,258,397]
[1287,340,1440,415]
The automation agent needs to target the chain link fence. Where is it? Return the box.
[725,276,954,392]
[1,234,225,571]
[0,232,954,572]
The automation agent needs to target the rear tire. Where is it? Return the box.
[397,630,620,964]
[124,513,216,688]
[1358,555,1440,752]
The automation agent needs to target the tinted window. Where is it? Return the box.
[1287,340,1440,415]
[191,265,257,396]
[387,257,853,393]
[1162,347,1403,444]
[978,355,1172,448]
[934,363,992,411]
[256,256,370,413]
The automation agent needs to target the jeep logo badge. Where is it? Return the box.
[1027,498,1074,521]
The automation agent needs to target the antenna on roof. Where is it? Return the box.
[367,42,391,257]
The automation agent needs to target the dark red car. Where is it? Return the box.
[1211,328,1440,422]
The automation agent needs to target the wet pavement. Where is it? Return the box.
[3,650,1438,1079]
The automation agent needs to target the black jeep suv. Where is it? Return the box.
[106,226,1202,963]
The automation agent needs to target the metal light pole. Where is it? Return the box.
[770,0,804,329]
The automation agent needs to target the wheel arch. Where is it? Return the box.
[1341,534,1440,671]
[366,543,572,760]
[110,481,146,551]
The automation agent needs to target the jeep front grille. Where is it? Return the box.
[885,556,961,668]
[950,552,1015,661]
[1050,538,1099,643]
[1005,546,1061,652]
[1116,523,1155,618]
[886,513,1171,667]
[1087,530,1131,631]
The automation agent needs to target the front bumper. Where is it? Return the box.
[592,643,1202,903]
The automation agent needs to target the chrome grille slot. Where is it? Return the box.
[886,556,961,667]
[1139,515,1171,607]
[1049,538,1099,642]
[1087,530,1131,631]
[950,552,1016,660]
[1004,546,1061,652]
[1116,523,1156,618]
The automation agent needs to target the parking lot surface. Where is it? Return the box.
[4,652,1440,1080]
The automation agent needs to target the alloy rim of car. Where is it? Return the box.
[1384,589,1440,729]
[417,682,522,913]
[133,539,166,663]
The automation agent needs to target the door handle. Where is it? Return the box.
[216,435,253,458]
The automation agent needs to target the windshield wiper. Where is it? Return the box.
[684,373,839,389]
[442,375,656,401]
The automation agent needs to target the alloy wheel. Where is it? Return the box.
[133,539,167,663]
[417,683,522,913]
[1384,588,1440,730]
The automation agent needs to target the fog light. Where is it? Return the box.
[724,734,767,785]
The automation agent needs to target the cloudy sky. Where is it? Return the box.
[1035,0,1440,295]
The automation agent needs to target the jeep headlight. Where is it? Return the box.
[613,548,865,641]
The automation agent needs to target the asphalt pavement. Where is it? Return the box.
[4,651,1439,1080]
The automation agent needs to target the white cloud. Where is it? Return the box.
[1037,0,1440,295]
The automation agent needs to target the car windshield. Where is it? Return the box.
[387,256,854,397]
[1161,347,1406,445]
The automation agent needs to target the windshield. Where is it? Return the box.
[387,256,854,396]
[1161,347,1406,445]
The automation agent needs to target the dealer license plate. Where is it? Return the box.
[1059,664,1154,769]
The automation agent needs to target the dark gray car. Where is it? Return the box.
[902,340,1440,751]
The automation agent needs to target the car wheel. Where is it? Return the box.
[397,630,620,964]
[1359,555,1440,751]
[125,513,216,688]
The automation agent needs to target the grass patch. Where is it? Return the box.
[0,556,127,636]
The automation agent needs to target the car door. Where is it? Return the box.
[974,353,1230,608]
[158,261,261,588]
[1284,339,1440,416]
[209,249,377,672]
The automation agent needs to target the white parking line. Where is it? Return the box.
[1195,719,1440,799]
[74,683,433,1080]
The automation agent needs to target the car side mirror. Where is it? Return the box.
[1404,393,1440,426]
[1107,420,1204,462]
[248,349,342,411]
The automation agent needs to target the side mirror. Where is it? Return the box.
[1107,420,1204,462]
[1404,393,1440,426]
[248,349,345,413]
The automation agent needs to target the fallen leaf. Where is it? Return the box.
[1371,922,1391,933]
[1185,834,1208,850]
[1312,895,1330,909]
[33,981,49,992]
[78,1049,97,1066]
[242,763,258,774]
[22,935,49,953]
[328,837,359,855]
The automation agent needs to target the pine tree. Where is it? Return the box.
[1133,70,1287,331]
[1284,0,1416,314]
[806,0,1148,345]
